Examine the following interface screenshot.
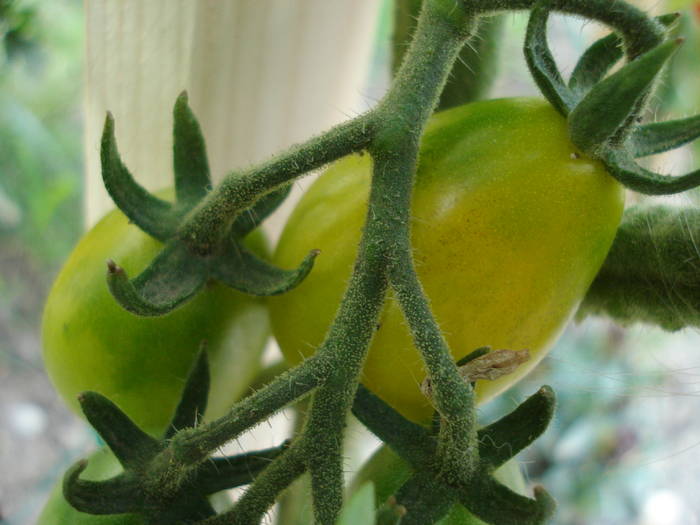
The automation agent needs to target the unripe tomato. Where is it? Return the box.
[269,98,624,423]
[42,201,270,435]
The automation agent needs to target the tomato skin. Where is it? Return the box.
[42,203,269,435]
[270,98,624,423]
[37,448,146,525]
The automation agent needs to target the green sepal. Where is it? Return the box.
[524,2,575,116]
[568,32,622,96]
[197,442,290,494]
[101,114,179,241]
[106,242,207,317]
[173,91,212,206]
[630,113,700,157]
[164,347,210,439]
[568,38,683,155]
[77,391,162,470]
[211,242,319,296]
[352,384,436,469]
[63,462,142,515]
[568,13,679,97]
[478,386,556,470]
[231,184,292,238]
[459,478,555,525]
[393,473,456,525]
[107,229,313,315]
[65,351,288,523]
[601,148,700,195]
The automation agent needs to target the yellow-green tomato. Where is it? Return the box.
[42,202,270,435]
[37,448,145,525]
[269,98,624,423]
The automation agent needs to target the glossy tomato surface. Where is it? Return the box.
[269,98,624,423]
[42,202,270,435]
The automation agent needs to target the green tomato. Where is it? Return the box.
[37,448,145,525]
[42,200,270,435]
[269,98,624,423]
[347,445,527,524]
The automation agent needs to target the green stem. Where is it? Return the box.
[300,3,476,522]
[171,358,325,465]
[466,0,663,59]
[178,117,373,255]
[378,0,479,475]
[202,444,307,525]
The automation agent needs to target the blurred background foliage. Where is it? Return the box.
[0,1,699,524]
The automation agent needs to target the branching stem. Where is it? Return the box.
[102,0,675,523]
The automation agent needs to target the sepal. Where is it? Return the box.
[459,478,555,525]
[524,2,575,116]
[601,148,700,195]
[630,114,700,157]
[104,98,302,317]
[78,391,162,469]
[211,242,319,296]
[101,113,178,241]
[568,13,679,97]
[63,345,285,523]
[63,462,141,515]
[352,383,558,524]
[173,91,212,206]
[478,385,556,469]
[197,442,290,494]
[568,32,622,96]
[106,242,207,317]
[164,347,210,439]
[568,39,683,155]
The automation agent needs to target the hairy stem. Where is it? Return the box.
[466,0,664,58]
[178,117,374,255]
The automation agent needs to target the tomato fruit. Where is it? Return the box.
[347,445,526,524]
[37,448,145,525]
[42,200,270,435]
[269,98,624,423]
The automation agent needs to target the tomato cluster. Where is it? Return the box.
[40,97,624,520]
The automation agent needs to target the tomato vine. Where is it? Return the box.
[51,0,700,523]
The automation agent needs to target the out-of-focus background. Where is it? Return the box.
[1,0,699,523]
